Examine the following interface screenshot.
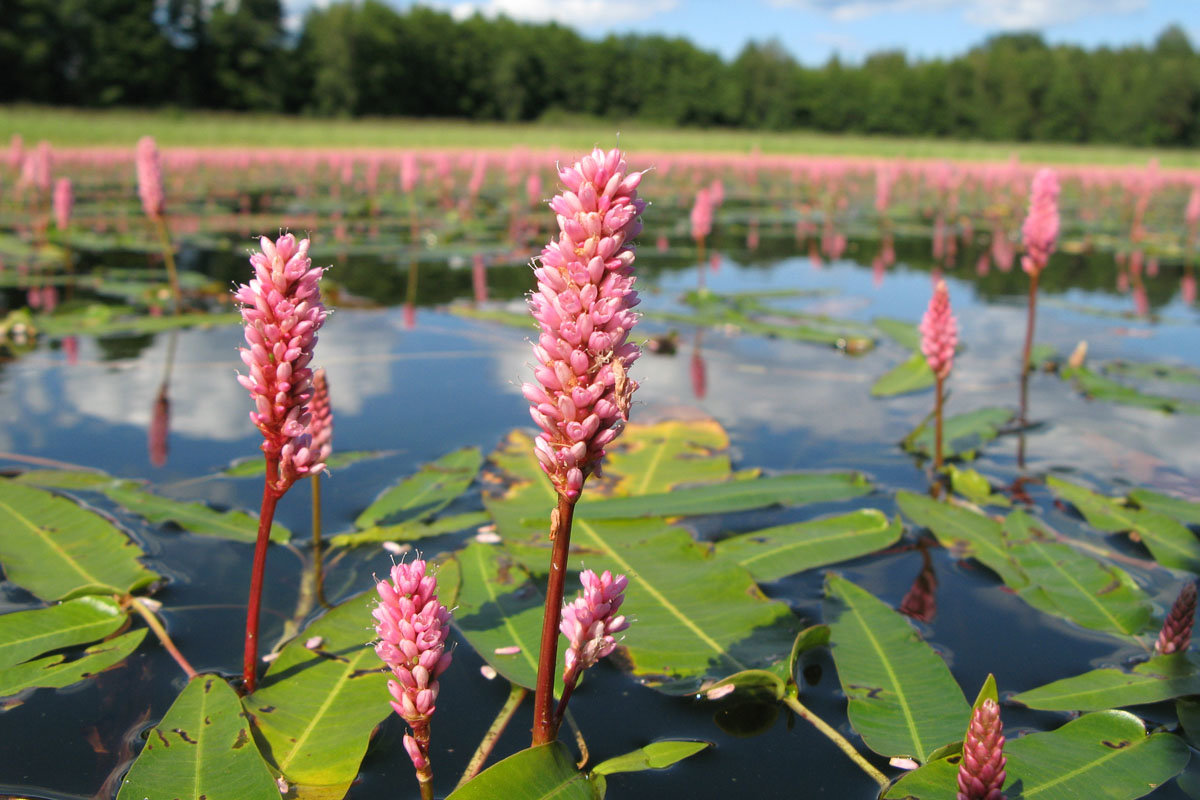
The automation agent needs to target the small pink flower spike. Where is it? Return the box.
[53,178,73,231]
[560,569,630,677]
[920,280,958,380]
[1156,581,1197,655]
[308,368,333,465]
[690,187,713,243]
[136,136,165,219]
[233,234,328,493]
[1021,168,1060,276]
[523,148,646,501]
[373,558,453,791]
[956,699,1006,800]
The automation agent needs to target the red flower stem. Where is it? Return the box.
[153,215,182,308]
[1019,269,1040,425]
[242,455,281,694]
[532,493,577,745]
[129,596,197,679]
[933,373,945,472]
[550,665,581,733]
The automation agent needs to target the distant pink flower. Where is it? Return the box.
[1156,582,1196,655]
[373,559,452,780]
[523,147,645,501]
[1183,273,1197,305]
[709,178,725,208]
[149,385,170,468]
[525,172,543,208]
[690,187,713,243]
[1187,186,1200,230]
[957,699,1006,800]
[53,178,73,231]
[308,368,333,464]
[233,234,328,492]
[875,166,894,215]
[560,569,629,676]
[920,280,957,380]
[7,134,22,170]
[472,253,488,304]
[1021,168,1060,275]
[136,136,165,219]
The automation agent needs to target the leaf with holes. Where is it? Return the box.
[447,743,600,800]
[0,480,159,601]
[885,710,1189,800]
[1048,476,1200,572]
[0,596,127,670]
[713,510,901,582]
[0,628,146,697]
[117,675,279,800]
[355,447,482,528]
[823,574,969,763]
[243,596,390,800]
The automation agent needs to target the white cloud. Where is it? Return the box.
[768,0,1147,28]
[443,0,679,25]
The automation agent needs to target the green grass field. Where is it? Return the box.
[4,105,1196,168]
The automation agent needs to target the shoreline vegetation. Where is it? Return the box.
[6,106,1200,168]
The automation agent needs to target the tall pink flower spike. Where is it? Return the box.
[957,699,1006,800]
[523,147,645,501]
[1021,168,1060,276]
[1156,581,1196,655]
[373,558,452,800]
[920,280,958,380]
[136,136,165,219]
[234,233,328,492]
[308,368,333,465]
[53,178,73,231]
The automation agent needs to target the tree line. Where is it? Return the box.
[3,0,1198,146]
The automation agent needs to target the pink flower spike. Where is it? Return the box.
[53,178,73,232]
[308,368,333,464]
[920,280,958,380]
[374,559,452,787]
[526,148,645,500]
[1021,168,1060,276]
[1156,582,1197,655]
[136,136,165,219]
[560,569,630,676]
[956,699,1006,800]
[234,233,328,495]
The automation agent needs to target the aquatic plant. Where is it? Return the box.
[309,368,333,603]
[52,178,72,232]
[957,699,1006,800]
[234,232,328,692]
[135,136,181,303]
[1156,582,1196,655]
[1018,168,1059,426]
[552,569,629,729]
[373,558,453,800]
[920,280,957,471]
[523,146,645,745]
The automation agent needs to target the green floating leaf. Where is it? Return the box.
[872,352,935,397]
[1062,366,1199,415]
[330,511,490,547]
[1013,654,1200,711]
[592,740,710,776]
[244,596,390,800]
[221,450,388,478]
[118,675,279,800]
[896,491,1021,586]
[903,407,1013,461]
[0,596,126,670]
[1105,360,1200,386]
[447,742,599,800]
[355,447,482,528]
[447,304,538,329]
[103,483,290,544]
[824,574,969,763]
[11,469,118,490]
[885,710,1189,800]
[1128,489,1200,526]
[440,541,544,690]
[0,480,159,601]
[485,426,801,694]
[0,628,146,697]
[873,317,921,352]
[713,510,901,582]
[1048,476,1200,572]
[947,466,1011,508]
[576,472,872,521]
[35,305,241,337]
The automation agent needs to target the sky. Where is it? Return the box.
[282,0,1197,64]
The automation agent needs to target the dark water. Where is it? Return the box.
[1,232,1198,799]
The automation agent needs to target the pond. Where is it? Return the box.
[2,145,1200,800]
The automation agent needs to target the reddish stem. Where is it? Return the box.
[933,373,945,472]
[531,493,576,745]
[1019,269,1040,424]
[550,665,581,733]
[242,455,281,694]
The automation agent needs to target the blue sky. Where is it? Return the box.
[284,0,1197,64]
